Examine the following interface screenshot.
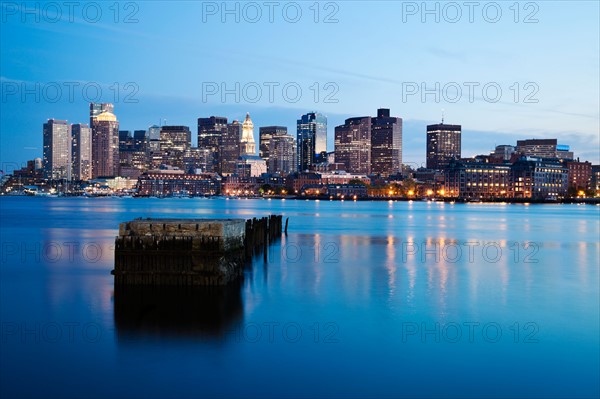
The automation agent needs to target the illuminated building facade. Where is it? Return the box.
[444,160,511,199]
[297,112,327,170]
[426,123,461,170]
[592,165,600,195]
[334,116,372,175]
[198,116,228,172]
[241,113,256,156]
[515,139,574,160]
[43,119,71,180]
[159,125,191,169]
[565,160,592,191]
[259,126,287,161]
[511,157,568,199]
[71,123,92,181]
[268,134,296,175]
[136,171,220,196]
[183,148,214,173]
[90,103,119,177]
[220,120,241,175]
[371,108,402,177]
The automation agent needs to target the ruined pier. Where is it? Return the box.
[113,215,283,286]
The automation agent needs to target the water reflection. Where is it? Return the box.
[113,282,243,340]
[1,198,598,398]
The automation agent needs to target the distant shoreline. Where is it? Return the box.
[2,194,599,205]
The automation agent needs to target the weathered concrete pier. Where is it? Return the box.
[113,216,283,286]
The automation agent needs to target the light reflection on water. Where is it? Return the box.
[0,197,598,398]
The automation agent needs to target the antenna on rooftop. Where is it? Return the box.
[441,108,445,124]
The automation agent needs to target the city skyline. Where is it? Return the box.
[6,101,600,171]
[33,103,594,177]
[25,101,596,203]
[1,2,598,168]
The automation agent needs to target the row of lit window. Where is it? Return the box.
[464,169,509,173]
[466,183,507,187]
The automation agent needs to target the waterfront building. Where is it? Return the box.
[426,122,461,170]
[591,165,600,196]
[222,176,263,196]
[326,184,368,198]
[198,116,228,172]
[511,157,568,199]
[118,130,147,177]
[183,148,214,173]
[221,120,241,175]
[297,112,327,171]
[268,133,296,175]
[443,160,511,199]
[241,113,256,156]
[371,108,402,176]
[285,172,322,193]
[319,171,370,185]
[136,171,220,196]
[71,123,92,181]
[147,125,161,154]
[90,103,119,177]
[42,119,71,180]
[334,116,372,174]
[565,160,592,192]
[259,126,287,162]
[159,125,191,169]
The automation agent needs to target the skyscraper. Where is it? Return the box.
[297,112,327,171]
[221,120,242,176]
[268,134,296,175]
[119,130,148,176]
[133,130,148,153]
[43,119,71,180]
[371,108,402,177]
[259,126,287,162]
[90,102,113,119]
[297,114,314,171]
[147,125,162,169]
[160,125,191,169]
[241,113,256,156]
[90,103,119,177]
[426,123,461,170]
[147,125,161,150]
[334,117,372,174]
[71,123,92,181]
[198,116,228,172]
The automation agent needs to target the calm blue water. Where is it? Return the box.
[1,197,598,398]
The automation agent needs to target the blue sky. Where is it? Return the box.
[1,1,599,171]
